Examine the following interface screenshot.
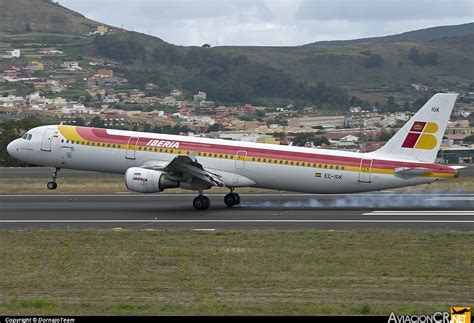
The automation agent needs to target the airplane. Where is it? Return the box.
[7,93,462,210]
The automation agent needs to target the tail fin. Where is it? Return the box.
[374,93,458,163]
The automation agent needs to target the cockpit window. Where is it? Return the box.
[27,134,32,140]
[22,134,28,139]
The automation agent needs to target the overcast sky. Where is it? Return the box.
[59,0,473,46]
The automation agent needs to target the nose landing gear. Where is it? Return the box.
[47,167,60,190]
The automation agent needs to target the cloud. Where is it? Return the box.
[296,0,473,21]
[58,0,473,46]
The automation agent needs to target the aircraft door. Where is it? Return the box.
[235,150,247,170]
[40,128,55,152]
[126,136,139,160]
[358,158,373,183]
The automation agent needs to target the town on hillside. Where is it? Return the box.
[0,29,473,166]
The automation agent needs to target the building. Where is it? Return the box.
[62,61,82,71]
[96,69,113,78]
[171,89,183,97]
[2,49,21,58]
[288,116,351,129]
[29,61,44,71]
[438,147,474,164]
[97,25,109,34]
[194,91,207,102]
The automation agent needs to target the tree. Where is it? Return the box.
[207,123,222,133]
[90,116,104,128]
[313,136,330,147]
[464,135,474,144]
[363,53,384,69]
[408,48,439,66]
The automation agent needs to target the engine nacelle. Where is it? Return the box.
[125,167,179,193]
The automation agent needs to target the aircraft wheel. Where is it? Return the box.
[203,196,211,209]
[224,193,237,208]
[193,195,210,211]
[47,181,57,190]
[233,193,241,205]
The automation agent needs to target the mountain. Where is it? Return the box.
[0,0,102,34]
[304,22,474,46]
[0,0,473,107]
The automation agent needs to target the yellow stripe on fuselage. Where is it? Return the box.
[55,125,455,179]
[58,125,87,142]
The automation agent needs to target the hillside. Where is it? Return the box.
[215,34,474,92]
[0,0,102,34]
[304,22,474,46]
[0,0,473,107]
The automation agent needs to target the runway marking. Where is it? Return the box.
[428,197,474,201]
[364,211,474,216]
[1,193,474,198]
[1,220,474,224]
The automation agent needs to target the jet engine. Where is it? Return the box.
[125,167,179,193]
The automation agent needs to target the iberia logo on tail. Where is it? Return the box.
[402,121,439,150]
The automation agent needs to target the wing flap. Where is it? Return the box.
[140,155,225,187]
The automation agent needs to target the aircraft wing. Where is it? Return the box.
[141,155,225,187]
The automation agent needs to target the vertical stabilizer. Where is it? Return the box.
[374,93,458,163]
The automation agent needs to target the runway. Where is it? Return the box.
[2,166,473,179]
[1,193,473,230]
[0,167,121,179]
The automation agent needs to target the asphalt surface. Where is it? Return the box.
[2,166,473,179]
[0,193,473,230]
[0,167,122,179]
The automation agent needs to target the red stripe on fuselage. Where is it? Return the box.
[73,126,455,175]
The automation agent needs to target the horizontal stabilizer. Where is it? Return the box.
[394,167,431,179]
[449,166,467,170]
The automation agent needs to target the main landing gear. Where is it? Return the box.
[193,193,211,211]
[47,167,60,190]
[224,190,240,208]
[192,190,241,210]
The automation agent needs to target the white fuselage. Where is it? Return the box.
[7,125,455,194]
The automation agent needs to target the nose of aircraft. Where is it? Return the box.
[6,140,17,156]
